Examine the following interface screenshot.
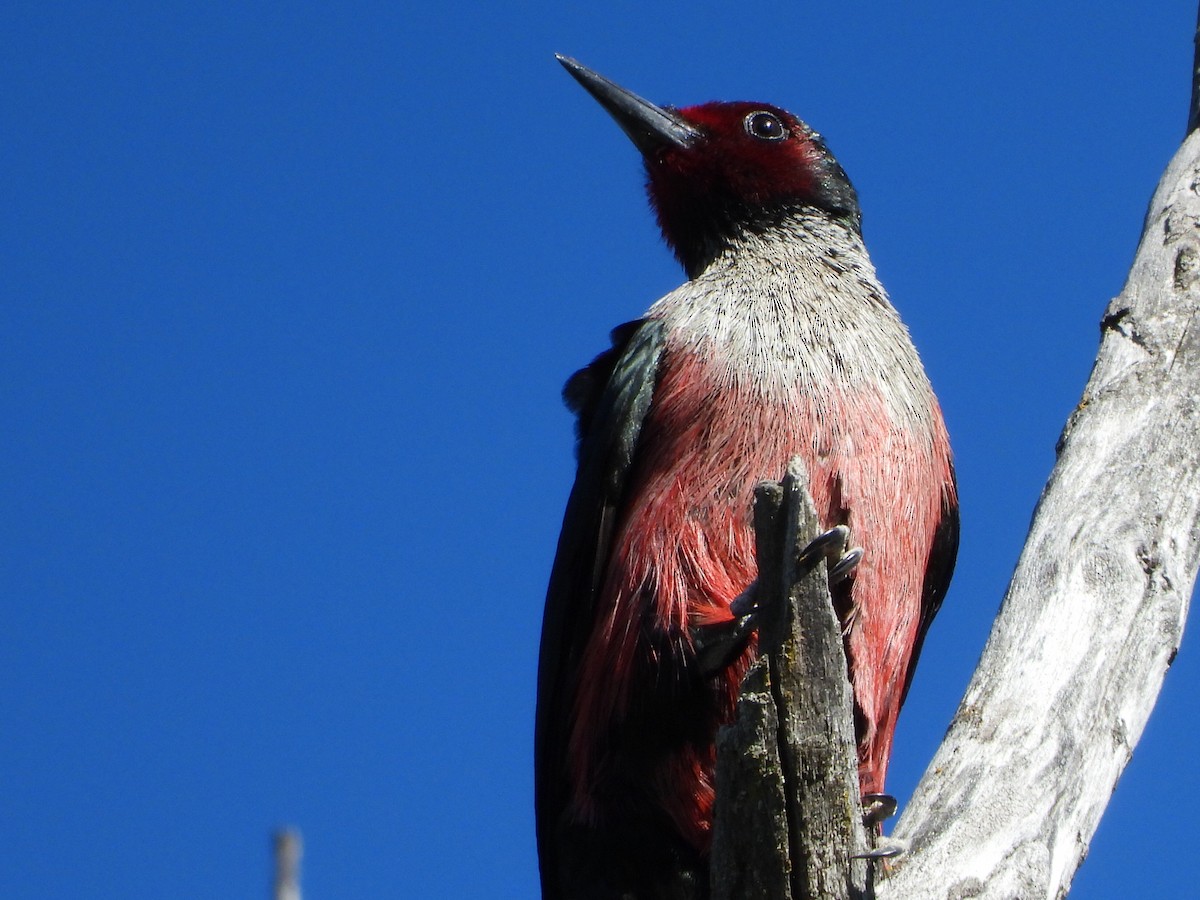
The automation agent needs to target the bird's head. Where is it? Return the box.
[557,55,860,277]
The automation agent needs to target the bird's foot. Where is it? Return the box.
[851,795,905,863]
[692,583,758,677]
[692,527,863,677]
[796,525,863,584]
[862,793,898,826]
[852,837,908,861]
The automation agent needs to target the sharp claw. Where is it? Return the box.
[862,793,898,826]
[796,525,863,585]
[829,546,863,583]
[796,524,850,569]
[851,837,908,861]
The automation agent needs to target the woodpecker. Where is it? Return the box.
[536,56,958,900]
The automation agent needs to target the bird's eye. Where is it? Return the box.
[744,111,788,141]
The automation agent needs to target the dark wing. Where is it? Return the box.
[900,465,960,705]
[534,319,665,897]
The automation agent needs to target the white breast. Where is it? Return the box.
[646,213,939,437]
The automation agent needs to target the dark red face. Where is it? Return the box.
[642,101,859,274]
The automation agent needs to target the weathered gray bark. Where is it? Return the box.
[876,94,1200,900]
[711,460,870,900]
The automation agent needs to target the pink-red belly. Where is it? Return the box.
[568,346,953,848]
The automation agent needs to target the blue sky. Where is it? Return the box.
[2,3,1196,897]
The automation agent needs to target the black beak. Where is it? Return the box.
[556,55,701,156]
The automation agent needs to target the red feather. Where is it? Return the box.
[567,341,956,846]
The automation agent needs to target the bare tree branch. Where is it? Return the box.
[877,58,1200,900]
[711,459,870,899]
[273,829,302,900]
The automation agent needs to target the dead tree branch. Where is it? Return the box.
[273,828,302,900]
[877,45,1200,900]
[711,459,870,899]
